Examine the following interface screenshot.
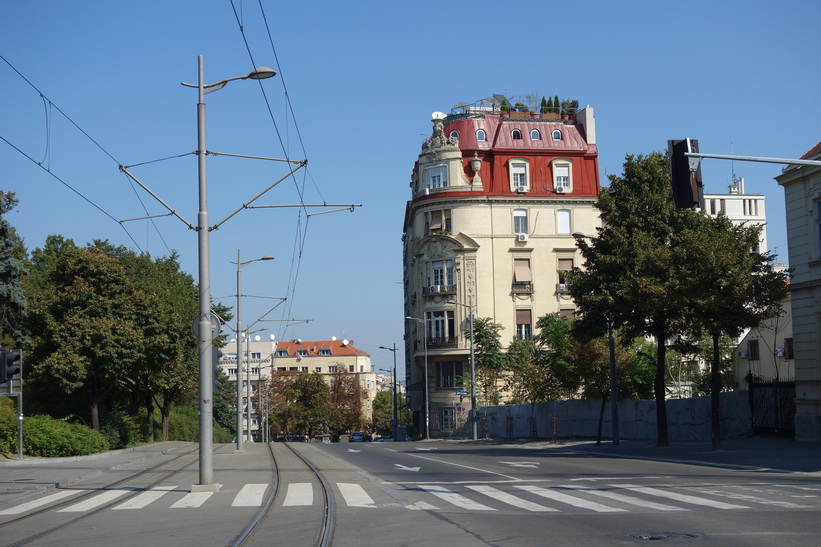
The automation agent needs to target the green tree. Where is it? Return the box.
[0,191,27,347]
[371,390,393,436]
[570,151,688,447]
[505,338,561,403]
[468,317,506,406]
[328,369,366,437]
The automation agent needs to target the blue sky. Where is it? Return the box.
[2,1,819,378]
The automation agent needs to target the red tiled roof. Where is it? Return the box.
[800,141,821,160]
[275,339,368,357]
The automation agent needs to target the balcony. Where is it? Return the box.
[427,336,458,349]
[423,284,456,296]
[512,282,533,294]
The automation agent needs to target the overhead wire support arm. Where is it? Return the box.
[211,160,308,230]
[206,151,307,165]
[684,152,821,169]
[118,165,195,229]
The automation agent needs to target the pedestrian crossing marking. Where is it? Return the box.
[170,491,213,508]
[418,485,496,511]
[337,483,376,507]
[113,485,177,510]
[614,484,748,509]
[407,501,440,511]
[465,485,557,512]
[556,485,685,512]
[59,488,137,512]
[282,482,313,506]
[0,489,85,515]
[515,485,627,513]
[232,484,268,507]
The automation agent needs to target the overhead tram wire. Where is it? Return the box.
[1,56,173,255]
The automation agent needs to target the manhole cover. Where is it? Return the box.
[632,532,698,541]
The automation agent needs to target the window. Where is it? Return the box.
[552,129,562,140]
[748,340,760,361]
[296,349,308,357]
[277,367,286,372]
[329,365,337,373]
[476,129,486,141]
[315,367,322,373]
[228,368,237,377]
[426,164,448,189]
[508,159,530,191]
[450,130,459,140]
[319,348,331,356]
[425,209,452,235]
[530,129,541,140]
[289,367,298,371]
[300,366,308,372]
[428,310,456,344]
[426,259,455,288]
[784,338,794,360]
[559,309,575,319]
[513,209,528,235]
[556,209,571,235]
[516,309,533,340]
[349,365,355,372]
[442,408,455,431]
[512,129,522,140]
[439,361,463,388]
[513,258,532,292]
[554,162,571,192]
[276,350,288,357]
[251,352,261,359]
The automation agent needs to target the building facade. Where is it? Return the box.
[777,141,821,441]
[402,102,602,438]
[218,337,377,440]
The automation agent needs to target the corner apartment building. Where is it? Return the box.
[217,337,377,440]
[402,102,601,438]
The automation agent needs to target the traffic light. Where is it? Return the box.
[668,138,703,209]
[0,349,22,384]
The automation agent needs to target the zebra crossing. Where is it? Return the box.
[0,481,818,516]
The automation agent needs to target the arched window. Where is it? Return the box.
[552,129,562,140]
[476,129,486,141]
[512,129,522,140]
[530,129,541,140]
[450,130,459,140]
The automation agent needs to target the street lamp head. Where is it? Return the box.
[571,232,588,239]
[260,255,275,261]
[247,67,276,80]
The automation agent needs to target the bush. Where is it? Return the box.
[100,409,142,449]
[22,415,109,457]
[166,405,233,443]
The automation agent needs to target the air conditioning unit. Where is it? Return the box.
[429,285,442,293]
[557,283,568,292]
[517,234,529,242]
[556,186,567,193]
[515,186,528,193]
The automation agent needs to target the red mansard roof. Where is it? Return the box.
[275,339,369,357]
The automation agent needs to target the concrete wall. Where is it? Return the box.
[479,390,753,442]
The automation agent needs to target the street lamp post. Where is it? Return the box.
[447,297,477,440]
[379,344,398,439]
[406,316,429,439]
[182,56,276,487]
[231,250,273,451]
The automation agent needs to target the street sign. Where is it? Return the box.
[455,391,468,396]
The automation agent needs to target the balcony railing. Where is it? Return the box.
[427,336,458,349]
[512,282,534,294]
[423,284,456,295]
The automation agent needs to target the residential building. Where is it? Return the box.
[776,141,821,441]
[402,100,601,438]
[703,176,768,254]
[732,293,794,386]
[218,337,377,440]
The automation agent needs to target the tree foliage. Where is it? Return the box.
[467,317,506,406]
[0,191,27,346]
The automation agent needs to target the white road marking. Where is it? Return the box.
[282,482,313,506]
[395,464,420,472]
[170,491,213,508]
[58,488,136,512]
[113,485,177,510]
[558,485,685,511]
[614,484,748,509]
[466,485,557,512]
[337,483,376,507]
[515,485,626,513]
[499,461,540,468]
[407,501,440,510]
[0,489,85,515]
[418,485,496,511]
[232,483,268,507]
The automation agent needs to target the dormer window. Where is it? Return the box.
[476,129,486,141]
[450,130,459,140]
[530,129,541,140]
[552,129,562,140]
[319,348,331,356]
[296,349,308,357]
[276,350,289,357]
[512,129,523,140]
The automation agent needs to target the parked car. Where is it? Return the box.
[349,431,366,442]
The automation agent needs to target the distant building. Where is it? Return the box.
[218,337,377,440]
[402,101,602,438]
[776,141,821,441]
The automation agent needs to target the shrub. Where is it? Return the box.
[22,415,109,457]
[100,409,142,449]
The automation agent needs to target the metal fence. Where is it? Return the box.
[748,379,795,437]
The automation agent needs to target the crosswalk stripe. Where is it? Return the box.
[282,482,313,506]
[232,484,268,507]
[113,485,177,510]
[0,489,86,515]
[515,485,626,512]
[466,485,557,512]
[557,485,685,511]
[337,483,376,507]
[170,491,213,508]
[58,488,136,512]
[418,485,496,511]
[614,484,748,509]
